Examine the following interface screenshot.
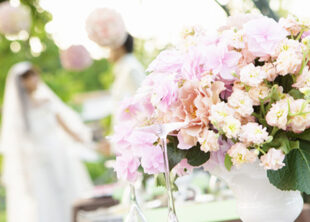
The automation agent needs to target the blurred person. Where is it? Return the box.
[108,33,146,105]
[1,62,93,222]
[86,8,146,120]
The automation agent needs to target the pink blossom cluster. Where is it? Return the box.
[113,14,310,182]
[0,2,31,36]
[60,45,93,71]
[86,8,127,48]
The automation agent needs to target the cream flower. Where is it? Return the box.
[248,84,270,105]
[209,102,235,127]
[287,99,310,133]
[198,129,219,153]
[260,148,285,170]
[262,63,278,81]
[239,122,269,145]
[227,143,257,167]
[221,29,245,49]
[228,89,254,117]
[266,99,290,130]
[279,15,302,36]
[222,116,241,139]
[293,66,310,89]
[240,63,266,87]
[275,49,302,76]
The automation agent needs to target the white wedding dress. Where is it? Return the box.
[1,62,93,222]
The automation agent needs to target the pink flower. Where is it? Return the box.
[205,44,241,80]
[60,45,93,71]
[227,143,257,167]
[117,98,142,122]
[243,17,288,57]
[302,30,310,39]
[141,72,179,112]
[141,145,164,174]
[239,122,269,145]
[178,81,210,124]
[127,129,158,150]
[114,155,140,183]
[147,49,184,74]
[111,122,135,147]
[181,46,209,80]
[173,159,195,177]
[260,148,285,170]
[86,8,127,48]
[219,13,262,31]
[0,2,31,35]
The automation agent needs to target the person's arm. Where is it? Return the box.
[56,113,84,143]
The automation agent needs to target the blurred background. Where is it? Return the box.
[0,0,310,221]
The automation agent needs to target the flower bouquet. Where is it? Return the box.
[112,14,310,221]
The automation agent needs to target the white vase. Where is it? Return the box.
[209,162,303,222]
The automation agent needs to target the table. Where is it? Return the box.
[73,198,310,222]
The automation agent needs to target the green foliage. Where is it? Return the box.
[224,154,233,171]
[267,140,310,194]
[100,114,113,136]
[0,154,3,174]
[167,136,188,170]
[155,173,178,192]
[167,136,210,170]
[84,157,117,185]
[263,132,300,154]
[289,89,305,100]
[186,145,210,167]
[274,74,294,93]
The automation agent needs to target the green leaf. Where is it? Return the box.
[289,89,304,100]
[263,132,298,154]
[267,140,310,194]
[186,144,210,167]
[155,173,166,188]
[291,128,310,142]
[274,75,294,93]
[224,154,233,171]
[167,136,188,171]
[154,173,179,191]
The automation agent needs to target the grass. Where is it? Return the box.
[0,211,5,222]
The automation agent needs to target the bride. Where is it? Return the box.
[1,62,93,222]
